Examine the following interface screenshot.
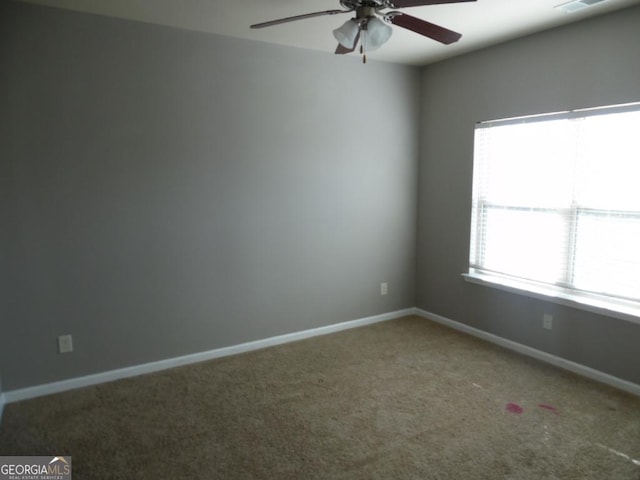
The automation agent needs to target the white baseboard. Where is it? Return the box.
[4,306,637,415]
[414,308,640,397]
[4,308,415,406]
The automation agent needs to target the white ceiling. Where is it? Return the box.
[19,0,640,65]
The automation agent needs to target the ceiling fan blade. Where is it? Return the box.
[388,13,462,44]
[390,0,476,7]
[335,31,361,54]
[251,10,350,29]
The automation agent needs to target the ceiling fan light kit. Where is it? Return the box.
[251,0,477,63]
[333,15,393,60]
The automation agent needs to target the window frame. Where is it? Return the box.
[466,102,640,325]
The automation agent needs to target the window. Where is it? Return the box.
[467,102,640,321]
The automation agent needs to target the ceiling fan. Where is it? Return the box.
[251,0,477,63]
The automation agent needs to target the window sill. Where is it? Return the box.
[462,270,640,325]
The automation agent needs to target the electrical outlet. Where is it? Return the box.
[58,334,73,354]
[543,314,553,330]
[380,282,388,296]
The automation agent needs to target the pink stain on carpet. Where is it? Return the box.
[538,404,559,414]
[506,403,523,414]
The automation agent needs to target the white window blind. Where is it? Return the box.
[469,103,640,306]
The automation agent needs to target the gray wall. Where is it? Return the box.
[417,5,640,384]
[0,2,420,390]
[3,0,639,393]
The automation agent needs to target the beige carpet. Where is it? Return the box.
[1,316,639,479]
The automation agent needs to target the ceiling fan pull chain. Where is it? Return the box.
[361,27,366,63]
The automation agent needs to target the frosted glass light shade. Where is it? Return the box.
[365,17,392,51]
[333,19,360,49]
